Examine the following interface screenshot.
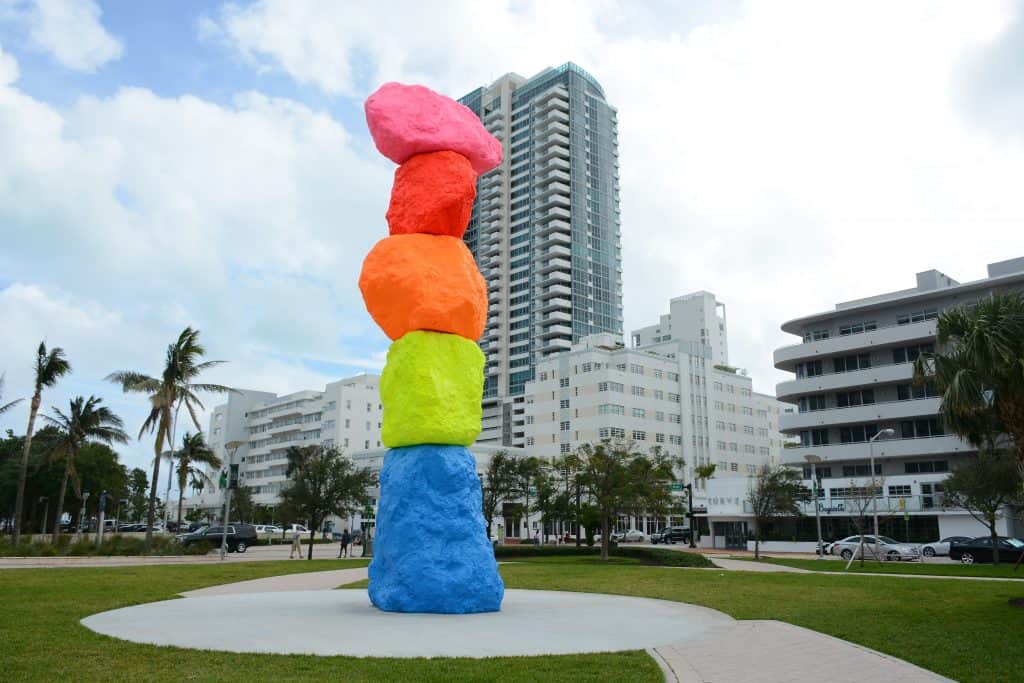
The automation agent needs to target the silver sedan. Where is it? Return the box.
[831,535,920,561]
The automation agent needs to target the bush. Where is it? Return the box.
[492,544,714,568]
[0,533,207,557]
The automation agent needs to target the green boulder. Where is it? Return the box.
[381,330,483,447]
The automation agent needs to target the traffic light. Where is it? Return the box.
[228,464,239,490]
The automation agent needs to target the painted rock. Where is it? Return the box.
[380,330,483,448]
[365,82,502,174]
[386,151,477,238]
[358,234,487,341]
[369,444,504,613]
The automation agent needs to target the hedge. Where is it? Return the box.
[492,544,714,568]
[0,534,207,557]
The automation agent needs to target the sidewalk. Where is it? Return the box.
[651,620,953,682]
[181,567,369,597]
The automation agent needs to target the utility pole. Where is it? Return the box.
[684,483,697,548]
[220,441,242,560]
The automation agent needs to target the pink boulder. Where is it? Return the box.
[365,82,503,175]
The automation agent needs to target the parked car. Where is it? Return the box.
[610,529,646,543]
[651,526,691,545]
[920,536,973,557]
[117,523,140,532]
[178,524,257,553]
[949,536,1024,564]
[817,541,834,556]
[254,525,281,534]
[831,535,920,561]
[281,524,310,535]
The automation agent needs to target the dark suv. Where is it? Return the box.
[179,524,258,553]
[652,526,691,545]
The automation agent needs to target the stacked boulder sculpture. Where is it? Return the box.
[359,82,505,614]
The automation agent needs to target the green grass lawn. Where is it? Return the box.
[3,555,1023,682]
[498,558,1024,683]
[745,555,1024,579]
[0,558,656,682]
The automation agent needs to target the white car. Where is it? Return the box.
[920,536,972,557]
[614,529,646,543]
[254,525,282,535]
[831,535,920,561]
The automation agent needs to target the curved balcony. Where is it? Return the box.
[779,434,971,465]
[775,362,915,400]
[774,319,936,370]
[779,397,942,432]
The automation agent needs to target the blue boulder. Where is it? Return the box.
[368,444,504,613]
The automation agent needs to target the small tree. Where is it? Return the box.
[747,465,804,559]
[278,445,375,560]
[516,456,545,540]
[480,450,518,540]
[841,476,887,567]
[126,467,149,522]
[174,432,221,527]
[576,440,676,561]
[231,485,256,524]
[942,450,1022,565]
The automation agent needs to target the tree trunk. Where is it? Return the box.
[13,392,42,546]
[754,536,760,560]
[176,485,185,528]
[307,525,316,560]
[989,515,1000,566]
[600,516,610,561]
[146,440,161,551]
[53,463,70,538]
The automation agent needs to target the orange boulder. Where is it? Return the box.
[387,151,477,238]
[359,234,487,341]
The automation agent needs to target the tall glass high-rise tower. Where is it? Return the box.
[459,63,623,446]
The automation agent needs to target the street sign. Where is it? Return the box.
[671,482,683,491]
[219,469,227,490]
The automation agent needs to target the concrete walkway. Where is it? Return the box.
[74,563,953,680]
[704,556,813,573]
[704,555,1024,582]
[181,567,368,597]
[651,620,953,682]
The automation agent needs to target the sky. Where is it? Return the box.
[1,0,1023,485]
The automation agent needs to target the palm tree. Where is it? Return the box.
[13,342,71,546]
[44,396,129,537]
[914,292,1024,463]
[107,327,233,549]
[0,373,23,416]
[174,432,221,527]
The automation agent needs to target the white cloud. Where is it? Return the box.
[0,58,391,471]
[205,0,1024,394]
[0,40,18,84]
[5,0,123,72]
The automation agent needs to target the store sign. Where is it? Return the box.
[818,502,846,513]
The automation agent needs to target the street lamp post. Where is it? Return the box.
[220,441,243,560]
[869,429,897,539]
[804,454,824,559]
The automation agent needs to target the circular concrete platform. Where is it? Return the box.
[81,589,732,658]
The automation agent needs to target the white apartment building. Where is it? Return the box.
[186,374,384,518]
[522,333,784,487]
[459,63,623,447]
[772,256,1024,543]
[631,291,729,365]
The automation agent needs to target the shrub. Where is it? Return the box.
[492,544,713,568]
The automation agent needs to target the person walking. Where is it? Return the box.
[289,526,302,559]
[338,528,352,558]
